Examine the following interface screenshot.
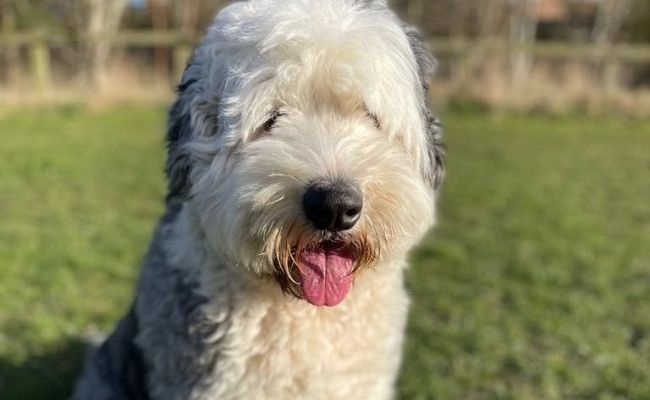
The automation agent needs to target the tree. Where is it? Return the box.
[147,0,170,79]
[592,0,633,45]
[592,0,634,91]
[174,0,200,39]
[0,0,20,82]
[84,0,129,88]
[509,0,539,85]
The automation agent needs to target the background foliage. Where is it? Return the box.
[1,0,649,113]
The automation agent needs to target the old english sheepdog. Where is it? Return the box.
[73,0,444,399]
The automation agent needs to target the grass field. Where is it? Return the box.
[0,105,648,399]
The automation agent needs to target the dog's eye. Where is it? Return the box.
[260,110,285,133]
[363,105,380,129]
[367,111,380,129]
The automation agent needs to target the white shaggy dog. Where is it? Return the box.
[73,0,444,399]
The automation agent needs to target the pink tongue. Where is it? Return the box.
[297,245,355,307]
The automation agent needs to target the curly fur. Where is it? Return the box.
[73,1,444,399]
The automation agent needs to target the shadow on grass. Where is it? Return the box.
[0,338,88,400]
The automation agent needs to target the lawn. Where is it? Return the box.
[0,105,648,399]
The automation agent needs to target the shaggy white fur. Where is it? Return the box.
[72,1,443,399]
[186,0,436,273]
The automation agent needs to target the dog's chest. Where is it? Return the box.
[199,276,408,400]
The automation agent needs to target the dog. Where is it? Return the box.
[72,0,444,399]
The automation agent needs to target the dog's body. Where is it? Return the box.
[73,1,443,399]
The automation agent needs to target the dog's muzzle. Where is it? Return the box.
[271,180,375,307]
[286,180,363,306]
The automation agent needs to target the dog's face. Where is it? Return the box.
[166,0,444,306]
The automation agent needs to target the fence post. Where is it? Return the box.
[29,34,51,91]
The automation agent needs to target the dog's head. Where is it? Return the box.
[166,0,444,307]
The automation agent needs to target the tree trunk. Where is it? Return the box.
[148,0,170,80]
[592,0,633,92]
[0,0,20,82]
[592,0,633,46]
[85,0,128,89]
[509,0,539,85]
[172,0,199,82]
[175,0,199,38]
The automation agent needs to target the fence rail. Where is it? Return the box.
[429,39,650,63]
[0,30,192,46]
[1,30,649,89]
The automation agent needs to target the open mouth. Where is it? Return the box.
[295,241,357,307]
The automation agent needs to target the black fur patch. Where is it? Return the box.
[165,65,201,202]
[94,306,150,399]
[166,103,194,201]
[165,62,223,202]
[425,111,445,189]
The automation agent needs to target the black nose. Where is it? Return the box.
[302,181,363,232]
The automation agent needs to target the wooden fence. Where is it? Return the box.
[0,30,194,89]
[1,30,649,89]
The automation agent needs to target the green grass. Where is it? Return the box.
[0,105,166,399]
[0,106,649,399]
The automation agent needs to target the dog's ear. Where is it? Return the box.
[423,111,445,190]
[403,25,445,190]
[166,65,201,201]
[403,25,436,92]
[167,58,223,202]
